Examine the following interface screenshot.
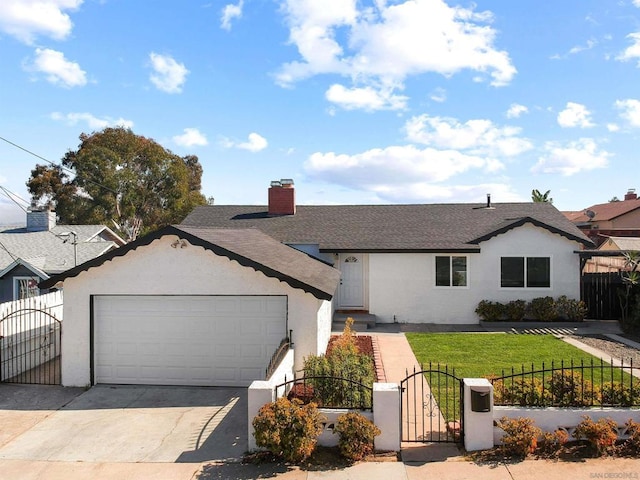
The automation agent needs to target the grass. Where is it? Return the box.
[404,333,633,421]
[405,333,611,378]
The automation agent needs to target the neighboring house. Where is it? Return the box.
[0,208,125,302]
[563,189,640,248]
[40,180,592,388]
[582,236,640,273]
[40,225,340,387]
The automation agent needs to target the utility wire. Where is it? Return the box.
[0,186,29,213]
[0,135,119,196]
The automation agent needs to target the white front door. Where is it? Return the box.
[338,254,365,308]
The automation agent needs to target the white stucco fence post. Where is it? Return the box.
[247,381,275,451]
[373,382,401,452]
[463,378,494,451]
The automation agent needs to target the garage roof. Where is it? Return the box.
[40,225,340,301]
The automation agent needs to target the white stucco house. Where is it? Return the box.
[41,179,593,388]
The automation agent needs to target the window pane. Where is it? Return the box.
[452,256,467,286]
[527,257,550,287]
[501,257,524,287]
[435,256,450,286]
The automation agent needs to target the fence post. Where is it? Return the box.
[373,382,401,452]
[247,380,275,451]
[463,378,494,451]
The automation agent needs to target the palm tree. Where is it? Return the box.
[531,189,553,203]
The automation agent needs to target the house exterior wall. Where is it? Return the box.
[0,265,46,303]
[367,225,582,324]
[61,235,328,387]
[609,208,640,229]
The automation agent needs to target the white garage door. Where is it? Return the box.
[93,295,287,387]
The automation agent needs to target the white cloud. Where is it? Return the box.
[221,132,268,152]
[276,0,515,111]
[615,98,640,127]
[325,84,408,111]
[173,128,208,147]
[429,87,447,103]
[305,145,492,187]
[148,52,189,94]
[25,48,87,88]
[50,112,133,129]
[618,32,640,65]
[532,138,610,176]
[221,0,243,31]
[557,102,595,128]
[0,0,82,45]
[405,114,532,157]
[370,182,522,204]
[506,103,528,119]
[607,123,620,132]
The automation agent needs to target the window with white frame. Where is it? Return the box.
[13,277,40,300]
[435,256,467,287]
[500,257,550,288]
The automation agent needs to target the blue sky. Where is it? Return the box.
[2,0,640,225]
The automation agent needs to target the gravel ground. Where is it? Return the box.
[570,334,640,365]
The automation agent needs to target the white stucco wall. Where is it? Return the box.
[61,235,328,387]
[368,225,583,324]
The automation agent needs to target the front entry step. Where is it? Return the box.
[333,312,377,330]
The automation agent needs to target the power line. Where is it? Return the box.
[0,186,29,213]
[0,134,119,196]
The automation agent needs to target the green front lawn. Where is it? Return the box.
[405,333,609,379]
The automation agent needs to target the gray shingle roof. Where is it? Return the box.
[181,203,593,251]
[0,225,124,275]
[40,225,340,301]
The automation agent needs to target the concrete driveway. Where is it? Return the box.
[0,384,247,464]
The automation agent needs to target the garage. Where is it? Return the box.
[93,294,287,387]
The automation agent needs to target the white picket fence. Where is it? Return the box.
[0,291,63,333]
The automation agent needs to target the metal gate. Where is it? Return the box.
[400,364,463,443]
[0,308,61,385]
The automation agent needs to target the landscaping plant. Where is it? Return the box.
[573,415,619,456]
[333,412,381,462]
[496,416,542,458]
[252,397,325,463]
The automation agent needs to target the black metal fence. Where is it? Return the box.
[276,375,373,410]
[0,307,61,385]
[491,358,640,408]
[400,364,463,443]
[265,332,292,380]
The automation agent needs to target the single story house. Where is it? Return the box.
[0,208,125,302]
[181,180,593,325]
[40,180,592,388]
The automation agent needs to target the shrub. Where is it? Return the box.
[599,382,640,407]
[475,300,505,321]
[303,319,375,408]
[496,416,542,458]
[528,296,557,322]
[548,371,595,407]
[504,300,527,321]
[537,429,569,458]
[252,397,324,463]
[555,295,588,321]
[623,419,640,455]
[573,416,619,456]
[492,377,549,406]
[333,412,381,462]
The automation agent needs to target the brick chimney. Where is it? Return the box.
[625,188,637,201]
[268,179,296,216]
[26,207,57,232]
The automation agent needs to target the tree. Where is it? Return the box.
[27,127,207,240]
[531,189,553,203]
